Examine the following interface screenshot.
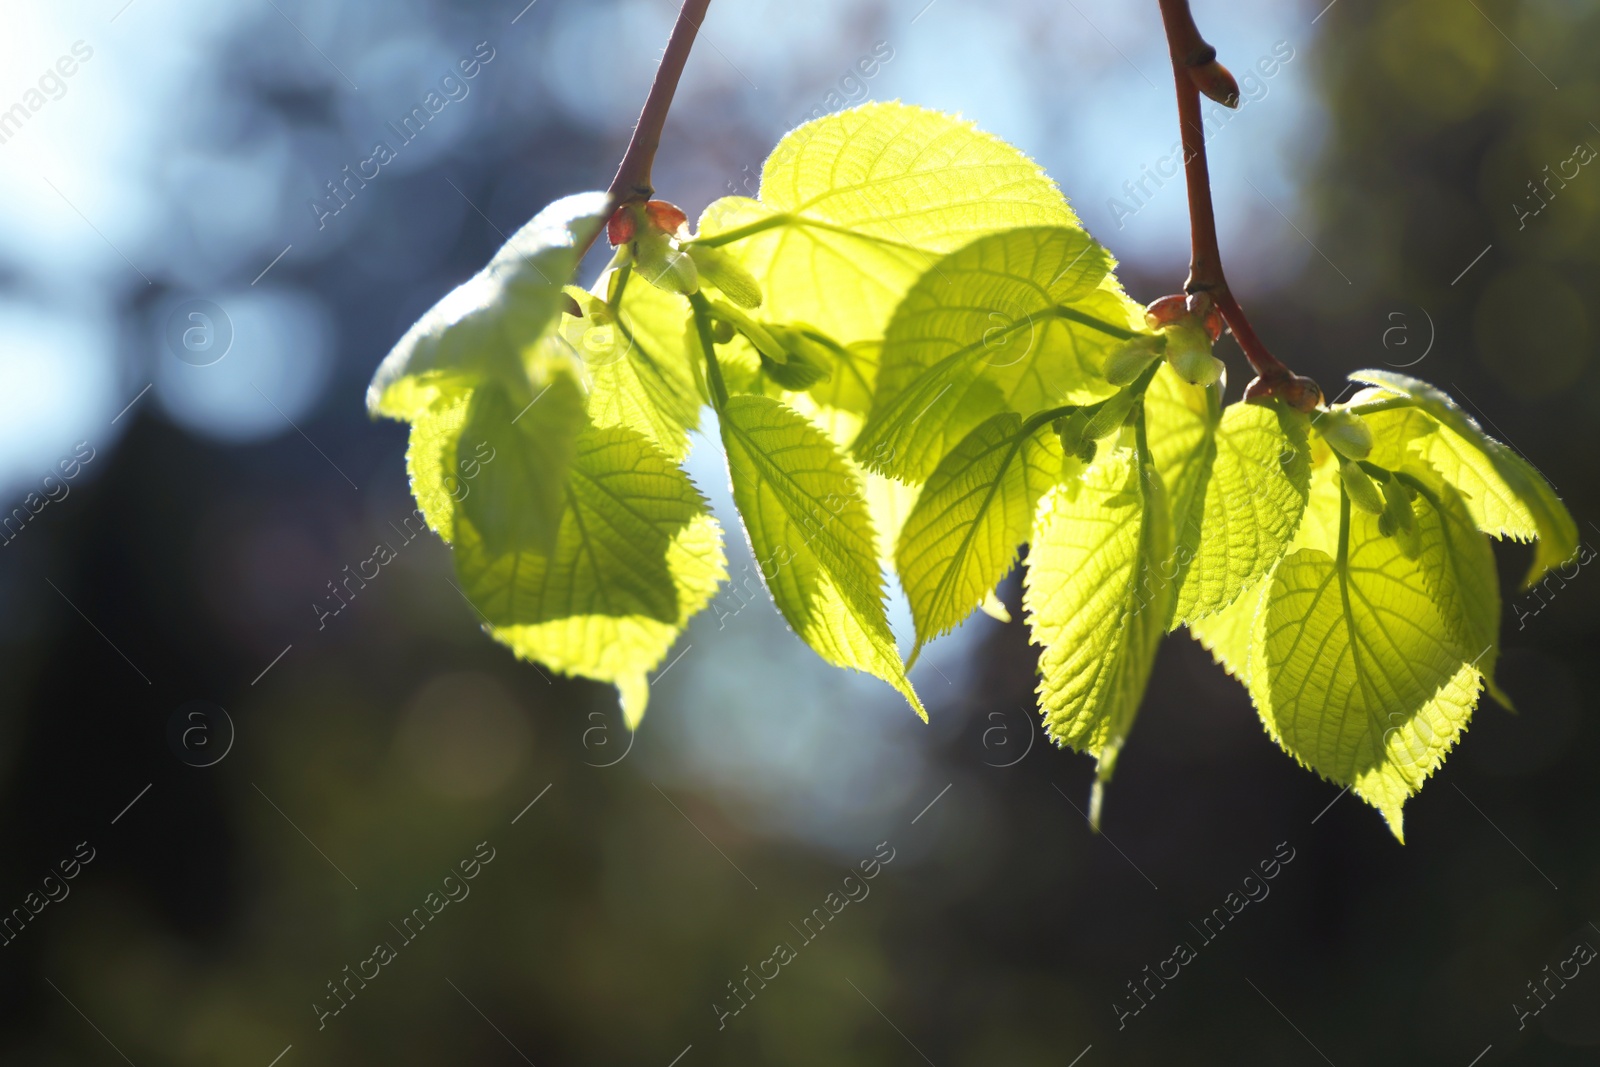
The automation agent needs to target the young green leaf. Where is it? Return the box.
[1350,369,1578,588]
[855,225,1145,483]
[1255,499,1483,841]
[454,424,726,729]
[1408,477,1511,708]
[368,191,610,421]
[563,272,703,462]
[457,376,587,556]
[1170,399,1311,625]
[1024,434,1171,797]
[718,394,924,718]
[405,389,474,539]
[690,102,1080,348]
[896,412,1061,656]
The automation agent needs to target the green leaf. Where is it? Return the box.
[368,191,610,421]
[1350,369,1578,588]
[1255,497,1483,841]
[457,377,587,557]
[1171,399,1311,625]
[405,389,474,539]
[897,412,1061,656]
[690,102,1079,349]
[454,424,726,728]
[563,270,703,462]
[1024,428,1171,791]
[718,394,924,718]
[855,225,1145,483]
[1409,477,1511,708]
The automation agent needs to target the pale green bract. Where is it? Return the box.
[366,105,1573,839]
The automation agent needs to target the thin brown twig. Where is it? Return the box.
[1155,0,1319,409]
[571,0,713,263]
[608,0,713,204]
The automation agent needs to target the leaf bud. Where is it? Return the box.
[1085,388,1138,439]
[687,244,763,308]
[633,230,699,295]
[1339,459,1385,515]
[1190,59,1240,108]
[1317,409,1374,461]
[762,325,835,389]
[760,346,828,390]
[1144,294,1189,330]
[1164,322,1223,386]
[1186,291,1225,341]
[606,204,636,246]
[644,199,689,237]
[1103,335,1163,386]
[1053,409,1091,456]
[1378,478,1420,558]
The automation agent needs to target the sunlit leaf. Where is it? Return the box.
[1351,369,1577,588]
[1024,437,1170,793]
[719,394,923,718]
[897,412,1060,655]
[691,102,1079,349]
[564,271,703,462]
[855,225,1145,482]
[455,424,726,728]
[368,191,610,421]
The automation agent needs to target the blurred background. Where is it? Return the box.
[0,0,1596,1063]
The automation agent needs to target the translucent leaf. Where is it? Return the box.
[368,191,610,421]
[457,378,587,557]
[1171,399,1311,625]
[718,394,924,718]
[454,424,726,728]
[897,413,1060,655]
[1256,502,1483,841]
[855,226,1145,482]
[1410,478,1510,707]
[1187,570,1260,684]
[1350,369,1578,588]
[1024,441,1171,786]
[405,390,473,538]
[563,271,703,462]
[1143,366,1216,535]
[691,102,1078,348]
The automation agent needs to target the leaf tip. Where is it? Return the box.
[619,673,649,731]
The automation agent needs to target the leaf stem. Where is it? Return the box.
[577,0,713,262]
[1155,0,1317,409]
[609,0,712,203]
[688,291,730,410]
[1021,358,1164,437]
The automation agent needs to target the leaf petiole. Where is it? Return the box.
[687,290,731,410]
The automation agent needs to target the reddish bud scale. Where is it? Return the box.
[644,199,688,237]
[1185,292,1225,342]
[1143,294,1189,329]
[606,206,636,247]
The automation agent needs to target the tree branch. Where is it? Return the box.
[609,0,713,204]
[1155,0,1321,410]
